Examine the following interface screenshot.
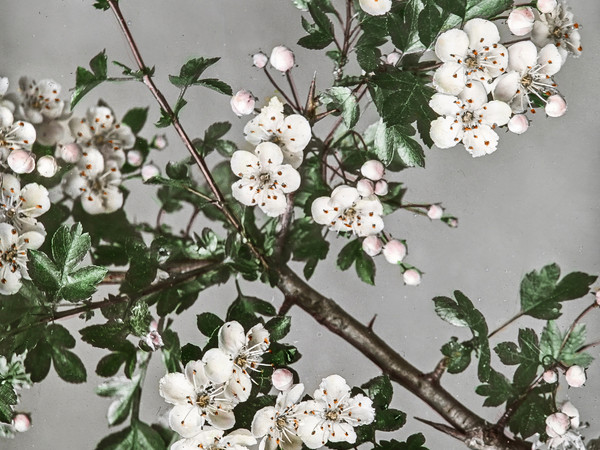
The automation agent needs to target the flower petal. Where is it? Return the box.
[430,117,461,149]
[231,150,259,178]
[311,196,335,225]
[159,372,195,405]
[20,183,51,217]
[169,404,205,438]
[493,72,520,103]
[479,100,511,127]
[429,93,461,116]
[208,407,236,430]
[251,406,277,437]
[463,18,500,49]
[271,165,300,194]
[435,29,469,62]
[257,189,287,217]
[508,41,538,73]
[330,186,359,209]
[433,63,467,95]
[279,115,311,153]
[203,348,234,384]
[538,43,562,76]
[462,125,499,157]
[255,142,284,167]
[219,321,246,355]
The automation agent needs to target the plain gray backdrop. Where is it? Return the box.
[2,1,600,449]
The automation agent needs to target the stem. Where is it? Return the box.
[262,67,299,111]
[488,311,524,338]
[496,373,544,429]
[274,192,295,261]
[286,71,302,113]
[185,207,201,236]
[559,301,598,353]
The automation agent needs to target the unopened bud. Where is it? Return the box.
[360,160,385,181]
[57,142,81,163]
[537,0,557,14]
[374,180,388,196]
[507,7,535,36]
[127,150,143,167]
[542,370,558,384]
[596,290,600,305]
[508,114,529,134]
[386,52,402,66]
[403,269,421,286]
[154,134,168,150]
[382,239,406,264]
[565,365,586,388]
[362,236,383,257]
[253,52,268,69]
[448,218,458,228]
[230,89,256,117]
[36,155,58,178]
[13,413,31,432]
[427,204,444,220]
[359,0,392,16]
[270,46,295,72]
[545,95,567,118]
[141,164,160,181]
[545,412,570,437]
[272,368,294,391]
[356,179,374,197]
[8,150,35,174]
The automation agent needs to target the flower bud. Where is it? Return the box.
[359,0,392,16]
[253,52,268,69]
[143,328,164,351]
[508,114,529,134]
[230,89,256,117]
[154,134,168,150]
[596,290,600,305]
[13,413,31,432]
[560,401,580,429]
[545,95,567,118]
[8,150,35,174]
[565,365,586,387]
[272,368,294,391]
[374,180,388,196]
[0,77,8,96]
[507,7,535,36]
[427,204,444,220]
[57,142,82,163]
[356,179,374,197]
[382,239,406,264]
[360,160,385,181]
[537,0,557,14]
[542,370,558,384]
[403,269,421,286]
[141,164,160,181]
[36,155,58,178]
[270,46,295,72]
[362,236,383,257]
[127,150,143,167]
[386,52,402,66]
[545,412,570,437]
[447,218,458,228]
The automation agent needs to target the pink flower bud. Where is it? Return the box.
[427,204,444,220]
[253,52,268,69]
[141,164,160,181]
[545,95,567,118]
[230,89,256,117]
[359,0,392,16]
[270,46,295,72]
[537,0,557,14]
[57,142,81,163]
[8,150,35,174]
[382,239,406,264]
[386,52,402,66]
[271,368,294,391]
[507,7,535,36]
[565,365,586,387]
[448,218,458,228]
[356,179,374,197]
[143,328,164,351]
[542,370,558,384]
[154,134,168,150]
[127,150,143,167]
[13,413,31,432]
[374,180,388,196]
[36,155,58,178]
[360,160,385,181]
[403,269,421,286]
[560,401,580,429]
[545,412,570,437]
[508,114,529,134]
[596,290,600,305]
[362,236,383,257]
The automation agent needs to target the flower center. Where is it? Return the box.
[235,354,248,368]
[462,111,474,124]
[276,415,287,429]
[196,393,211,408]
[2,246,18,263]
[258,172,271,189]
[464,56,479,69]
[552,26,564,39]
[325,410,339,421]
[92,134,106,147]
[341,207,357,222]
[521,74,533,88]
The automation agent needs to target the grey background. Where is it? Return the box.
[2,0,600,448]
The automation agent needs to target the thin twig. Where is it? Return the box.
[185,207,201,236]
[286,71,302,113]
[559,301,598,354]
[488,311,524,339]
[263,67,298,111]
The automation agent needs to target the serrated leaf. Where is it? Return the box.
[508,391,553,439]
[51,349,87,383]
[418,3,443,47]
[0,383,17,424]
[321,87,360,129]
[197,312,224,337]
[384,124,425,168]
[441,337,472,373]
[434,0,466,18]
[71,50,108,107]
[265,316,292,341]
[495,328,540,389]
[27,249,61,292]
[121,107,148,134]
[356,252,376,285]
[169,57,220,88]
[337,239,361,271]
[374,408,407,432]
[61,265,108,300]
[361,375,393,409]
[475,368,515,407]
[155,109,172,128]
[195,78,232,95]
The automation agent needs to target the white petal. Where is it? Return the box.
[538,44,562,75]
[251,407,277,437]
[281,383,304,406]
[225,371,253,402]
[330,185,359,209]
[169,404,205,438]
[0,78,8,96]
[271,165,301,193]
[430,117,461,149]
[20,184,51,217]
[0,107,13,129]
[531,21,551,47]
[311,196,335,225]
[463,18,500,49]
[231,150,259,178]
[508,41,538,73]
[232,179,259,207]
[298,414,327,449]
[429,92,461,116]
[78,148,105,177]
[244,117,272,146]
[87,106,115,130]
[435,29,469,62]
[279,115,311,153]
[462,126,499,157]
[184,360,209,388]
[329,422,356,443]
[483,44,509,79]
[247,323,270,350]
[458,81,488,110]
[218,321,246,355]
[159,372,195,404]
[224,429,258,446]
[255,142,284,167]
[493,72,520,103]
[315,374,350,403]
[0,271,22,295]
[433,63,467,95]
[69,117,94,142]
[0,173,21,195]
[479,101,512,127]
[257,189,287,217]
[346,394,375,423]
[280,147,304,169]
[207,407,236,430]
[203,348,234,384]
[20,231,45,250]
[359,0,392,16]
[354,215,384,237]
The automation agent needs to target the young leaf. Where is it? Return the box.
[265,316,292,341]
[121,107,149,134]
[297,0,335,50]
[475,368,515,407]
[320,87,360,129]
[441,337,473,374]
[71,50,108,107]
[494,328,540,389]
[361,375,393,409]
[169,57,220,88]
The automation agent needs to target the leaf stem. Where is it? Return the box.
[488,311,525,339]
[559,301,598,354]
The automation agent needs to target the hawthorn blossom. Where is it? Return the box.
[243,97,311,168]
[0,174,50,233]
[430,81,512,157]
[171,428,256,450]
[272,369,294,392]
[230,142,301,217]
[231,90,256,117]
[63,148,124,215]
[0,223,45,295]
[270,46,295,72]
[493,41,563,115]
[159,360,236,438]
[297,375,375,448]
[433,19,508,95]
[544,402,585,449]
[565,365,586,387]
[0,107,36,164]
[362,235,383,257]
[36,155,58,178]
[10,77,65,124]
[507,8,535,36]
[68,106,135,167]
[311,185,384,236]
[252,384,305,450]
[532,0,582,62]
[359,0,392,16]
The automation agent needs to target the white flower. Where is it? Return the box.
[253,53,269,69]
[532,1,582,62]
[544,407,585,450]
[243,97,311,168]
[35,120,66,147]
[427,204,444,220]
[231,90,256,117]
[311,185,384,237]
[508,114,529,134]
[0,174,50,233]
[429,81,511,157]
[362,235,383,257]
[433,19,508,95]
[565,365,585,387]
[36,155,58,178]
[171,428,257,450]
[230,142,301,217]
[159,360,236,438]
[538,0,557,14]
[493,41,563,114]
[297,375,375,449]
[0,107,36,162]
[560,401,580,429]
[403,269,422,286]
[270,46,295,72]
[382,239,406,264]
[359,0,391,16]
[507,8,535,36]
[272,368,294,392]
[63,148,124,215]
[11,77,65,124]
[0,223,45,295]
[252,384,305,450]
[68,106,135,167]
[360,160,385,181]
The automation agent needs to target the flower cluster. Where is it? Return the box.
[532,402,585,450]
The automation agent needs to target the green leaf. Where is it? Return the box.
[121,239,158,294]
[298,1,335,50]
[265,316,292,341]
[226,290,276,326]
[418,3,443,47]
[27,249,61,291]
[494,328,540,389]
[196,312,224,337]
[204,122,231,144]
[288,217,329,279]
[376,433,428,449]
[0,383,18,424]
[267,343,301,366]
[121,107,148,134]
[374,408,407,432]
[80,322,129,350]
[180,343,203,366]
[320,87,360,129]
[434,0,466,18]
[361,375,393,409]
[233,395,276,430]
[355,251,376,285]
[441,337,472,374]
[52,223,90,275]
[95,421,166,450]
[71,50,108,108]
[377,123,425,168]
[169,57,220,88]
[539,320,561,365]
[24,342,52,382]
[195,78,232,96]
[508,390,553,439]
[96,375,140,426]
[337,239,361,271]
[93,0,111,10]
[51,349,87,383]
[155,109,172,128]
[61,265,108,301]
[475,368,515,407]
